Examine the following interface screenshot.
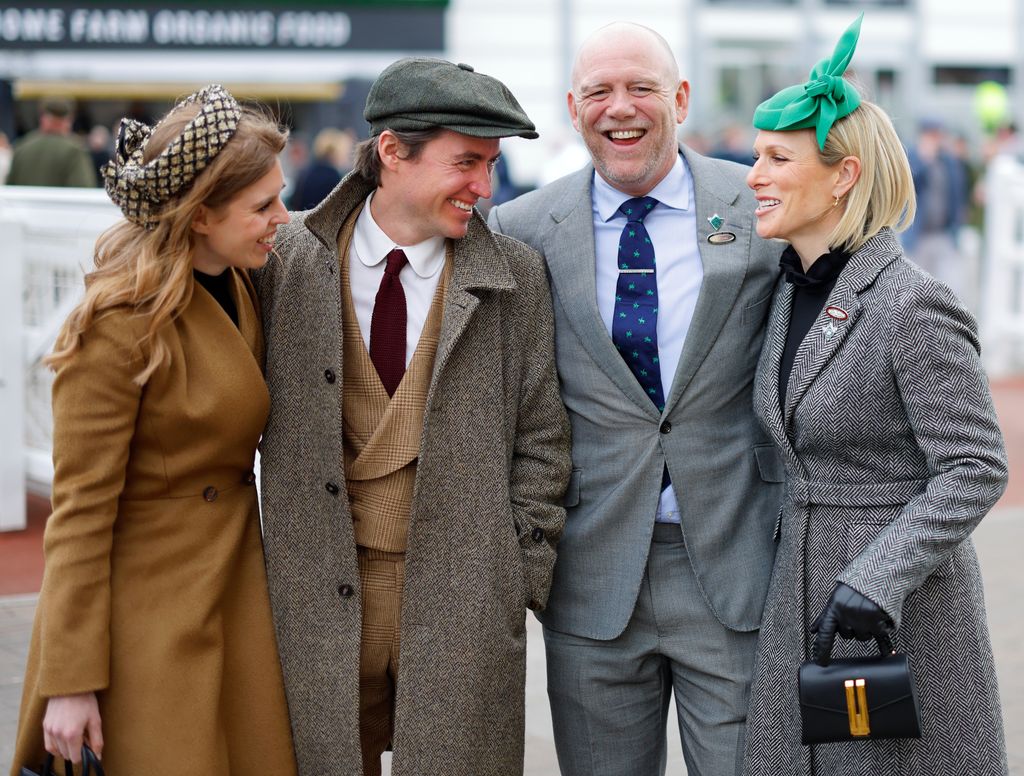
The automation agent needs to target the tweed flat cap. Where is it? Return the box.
[364,57,538,139]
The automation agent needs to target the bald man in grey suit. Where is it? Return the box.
[489,22,784,776]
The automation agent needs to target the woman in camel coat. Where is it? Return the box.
[11,86,297,775]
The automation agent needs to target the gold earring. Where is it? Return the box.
[833,195,840,208]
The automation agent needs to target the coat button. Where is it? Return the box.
[203,486,218,502]
[324,368,336,384]
[325,481,339,495]
[338,584,354,598]
[531,526,545,543]
[660,421,672,434]
[242,471,256,485]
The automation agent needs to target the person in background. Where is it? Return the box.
[0,131,12,184]
[6,96,97,188]
[86,124,113,187]
[288,126,355,211]
[710,122,755,166]
[489,21,784,776]
[254,57,570,776]
[902,117,970,301]
[10,85,297,776]
[743,16,1008,775]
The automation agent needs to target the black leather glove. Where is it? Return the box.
[810,582,893,666]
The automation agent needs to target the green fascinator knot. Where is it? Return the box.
[753,13,864,149]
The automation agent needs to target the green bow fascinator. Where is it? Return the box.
[753,14,864,149]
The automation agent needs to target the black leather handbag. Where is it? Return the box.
[798,634,922,745]
[20,744,105,776]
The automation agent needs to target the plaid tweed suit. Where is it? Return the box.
[338,206,451,766]
[743,229,1009,776]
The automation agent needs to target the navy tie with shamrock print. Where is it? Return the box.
[612,196,665,412]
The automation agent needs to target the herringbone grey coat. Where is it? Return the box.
[744,229,1009,776]
[252,172,571,776]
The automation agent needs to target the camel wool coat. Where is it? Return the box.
[253,172,572,776]
[743,230,1009,776]
[11,271,297,776]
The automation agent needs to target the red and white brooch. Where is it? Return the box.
[823,306,848,340]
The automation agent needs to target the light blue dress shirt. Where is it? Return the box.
[592,153,703,523]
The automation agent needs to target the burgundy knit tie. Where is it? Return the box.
[369,248,409,397]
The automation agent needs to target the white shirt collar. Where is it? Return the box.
[352,192,447,279]
[593,152,691,222]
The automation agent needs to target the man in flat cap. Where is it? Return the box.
[253,57,570,776]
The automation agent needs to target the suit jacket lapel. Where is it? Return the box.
[543,166,659,416]
[663,146,750,412]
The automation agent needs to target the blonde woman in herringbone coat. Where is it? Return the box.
[742,16,1009,776]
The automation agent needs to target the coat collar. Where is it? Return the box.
[302,171,516,295]
[766,228,903,435]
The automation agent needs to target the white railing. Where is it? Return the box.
[0,186,118,531]
[981,155,1024,377]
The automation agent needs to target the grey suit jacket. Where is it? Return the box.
[489,145,785,637]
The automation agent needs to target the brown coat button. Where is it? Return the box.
[531,527,545,543]
[324,369,336,384]
[337,584,354,597]
[203,486,218,502]
[325,481,339,495]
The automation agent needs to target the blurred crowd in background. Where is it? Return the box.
[3,89,1022,315]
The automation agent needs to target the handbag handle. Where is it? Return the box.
[40,744,105,776]
[811,630,894,665]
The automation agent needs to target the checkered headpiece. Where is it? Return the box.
[101,84,242,230]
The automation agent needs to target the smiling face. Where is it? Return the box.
[569,24,689,196]
[371,129,500,246]
[191,159,289,275]
[747,129,852,264]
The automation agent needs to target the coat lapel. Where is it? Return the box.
[664,147,751,412]
[430,217,515,400]
[542,166,661,416]
[231,268,264,366]
[756,278,793,450]
[784,229,904,429]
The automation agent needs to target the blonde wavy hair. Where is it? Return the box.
[46,102,287,384]
[820,100,916,254]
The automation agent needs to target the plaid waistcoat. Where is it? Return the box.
[337,205,450,552]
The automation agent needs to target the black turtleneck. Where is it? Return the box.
[778,245,851,409]
[193,269,238,327]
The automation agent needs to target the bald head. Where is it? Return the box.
[571,22,679,93]
[566,21,688,196]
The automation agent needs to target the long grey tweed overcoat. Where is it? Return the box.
[743,229,1009,776]
[252,172,571,776]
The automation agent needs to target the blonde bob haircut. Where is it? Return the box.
[46,102,287,384]
[819,100,916,254]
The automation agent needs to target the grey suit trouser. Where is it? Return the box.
[544,523,759,776]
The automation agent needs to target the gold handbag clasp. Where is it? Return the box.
[844,678,870,736]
